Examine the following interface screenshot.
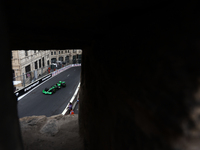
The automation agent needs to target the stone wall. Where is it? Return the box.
[20,114,83,150]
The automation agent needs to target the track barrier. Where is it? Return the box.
[14,64,81,99]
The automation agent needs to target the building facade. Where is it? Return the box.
[50,49,82,64]
[12,50,51,79]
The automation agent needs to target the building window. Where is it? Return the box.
[61,51,63,54]
[35,61,38,69]
[65,56,69,63]
[73,55,76,64]
[51,52,53,55]
[25,65,31,78]
[59,57,63,61]
[42,57,45,67]
[51,58,56,63]
[65,50,67,53]
[78,55,82,63]
[39,59,41,68]
[54,51,56,55]
[47,60,49,66]
[59,51,60,54]
[73,50,76,53]
[25,51,28,56]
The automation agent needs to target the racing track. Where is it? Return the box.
[17,66,81,118]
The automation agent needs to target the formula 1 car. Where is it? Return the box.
[42,81,66,95]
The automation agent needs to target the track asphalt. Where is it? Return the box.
[17,66,81,118]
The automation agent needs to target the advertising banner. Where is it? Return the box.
[15,74,52,98]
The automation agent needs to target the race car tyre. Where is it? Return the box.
[52,89,56,94]
[62,83,66,87]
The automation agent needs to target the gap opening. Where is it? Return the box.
[11,49,82,117]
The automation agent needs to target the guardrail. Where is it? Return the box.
[14,64,81,100]
[52,64,81,77]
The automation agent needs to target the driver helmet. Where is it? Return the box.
[59,81,62,84]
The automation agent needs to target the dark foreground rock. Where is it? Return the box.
[19,114,83,150]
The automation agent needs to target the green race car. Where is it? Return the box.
[42,81,66,95]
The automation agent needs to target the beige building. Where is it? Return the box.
[50,49,82,64]
[12,50,51,79]
[12,50,51,90]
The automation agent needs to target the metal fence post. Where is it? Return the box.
[34,70,38,80]
[22,73,25,87]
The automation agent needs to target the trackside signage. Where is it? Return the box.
[52,64,81,77]
[42,74,52,81]
[24,81,40,92]
[15,74,52,98]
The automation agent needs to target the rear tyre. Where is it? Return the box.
[52,89,56,94]
[62,83,66,87]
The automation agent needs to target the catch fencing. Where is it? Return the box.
[13,65,55,91]
[13,63,80,92]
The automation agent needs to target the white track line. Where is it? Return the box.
[62,82,80,115]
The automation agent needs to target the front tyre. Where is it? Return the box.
[62,83,66,87]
